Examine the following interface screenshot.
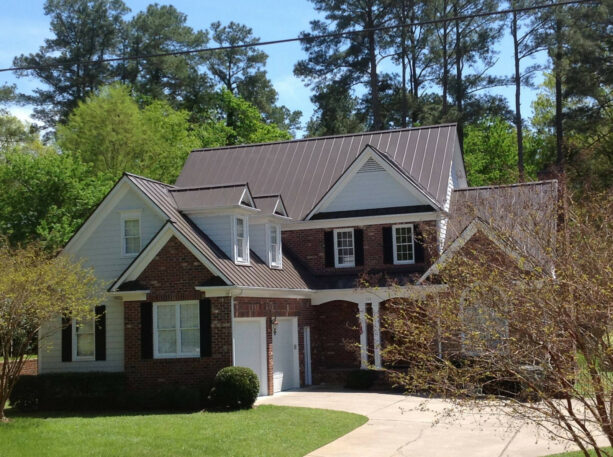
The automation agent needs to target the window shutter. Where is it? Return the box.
[382,227,393,264]
[324,231,335,268]
[199,298,212,358]
[354,229,364,266]
[140,302,153,359]
[95,305,106,361]
[61,315,72,362]
[414,225,425,263]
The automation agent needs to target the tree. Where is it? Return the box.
[0,240,103,421]
[306,82,365,137]
[295,0,392,131]
[12,0,129,128]
[378,190,613,457]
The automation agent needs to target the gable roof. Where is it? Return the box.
[252,195,287,216]
[176,124,460,220]
[122,173,312,290]
[170,183,255,211]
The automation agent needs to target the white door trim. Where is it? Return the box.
[274,317,300,392]
[304,326,312,385]
[234,317,268,396]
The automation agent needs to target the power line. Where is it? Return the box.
[0,0,596,74]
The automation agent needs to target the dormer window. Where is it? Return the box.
[267,224,282,269]
[121,211,141,256]
[334,228,355,268]
[234,216,250,264]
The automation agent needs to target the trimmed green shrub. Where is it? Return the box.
[345,369,379,390]
[130,385,202,411]
[208,366,259,410]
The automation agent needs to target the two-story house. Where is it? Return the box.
[38,124,557,396]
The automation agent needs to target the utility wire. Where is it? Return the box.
[0,0,597,74]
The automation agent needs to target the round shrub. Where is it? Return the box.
[208,366,259,410]
[345,369,379,390]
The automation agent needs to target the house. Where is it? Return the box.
[38,124,557,396]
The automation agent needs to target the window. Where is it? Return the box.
[154,302,200,358]
[234,216,249,264]
[460,288,509,355]
[334,229,355,268]
[73,318,95,360]
[121,211,141,256]
[392,224,415,264]
[268,224,282,268]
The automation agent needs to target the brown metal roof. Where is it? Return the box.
[252,195,281,214]
[125,173,312,290]
[170,184,249,211]
[176,124,459,220]
[446,180,558,266]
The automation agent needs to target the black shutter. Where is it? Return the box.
[354,229,364,266]
[382,226,394,264]
[199,298,212,358]
[324,231,335,267]
[95,305,106,361]
[140,302,153,359]
[414,225,425,263]
[61,315,72,362]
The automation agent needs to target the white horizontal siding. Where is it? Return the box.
[322,170,424,213]
[191,214,233,258]
[38,298,124,373]
[250,223,267,264]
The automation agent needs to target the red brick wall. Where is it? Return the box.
[0,359,38,376]
[234,297,314,395]
[282,221,436,276]
[124,236,233,390]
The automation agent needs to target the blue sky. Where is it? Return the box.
[0,1,547,135]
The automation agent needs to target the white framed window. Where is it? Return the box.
[234,216,250,264]
[267,224,282,269]
[120,211,141,256]
[460,288,509,356]
[334,228,355,268]
[73,318,95,361]
[153,302,200,359]
[392,224,415,264]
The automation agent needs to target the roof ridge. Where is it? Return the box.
[253,194,281,199]
[170,183,249,192]
[124,172,175,188]
[189,123,458,155]
[453,180,558,192]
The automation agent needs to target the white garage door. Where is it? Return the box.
[273,317,300,393]
[234,318,267,396]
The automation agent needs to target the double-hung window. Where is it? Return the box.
[234,216,249,264]
[334,228,355,268]
[73,318,95,360]
[154,302,200,358]
[392,224,415,264]
[268,224,282,268]
[121,211,141,256]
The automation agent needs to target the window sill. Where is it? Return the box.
[73,357,95,362]
[153,354,201,360]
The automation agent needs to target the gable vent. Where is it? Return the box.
[357,158,385,173]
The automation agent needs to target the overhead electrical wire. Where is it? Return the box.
[0,0,597,74]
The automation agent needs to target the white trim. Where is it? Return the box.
[197,285,312,298]
[109,223,232,291]
[240,188,256,208]
[266,224,282,269]
[282,211,441,231]
[358,302,368,369]
[392,224,415,265]
[234,215,250,265]
[120,210,142,257]
[305,145,440,221]
[153,301,200,359]
[72,318,95,362]
[183,206,260,217]
[108,290,150,301]
[372,302,382,369]
[310,285,446,305]
[273,198,288,217]
[333,228,355,268]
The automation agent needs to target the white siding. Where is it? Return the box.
[438,171,455,253]
[191,214,233,258]
[39,187,165,374]
[250,223,267,264]
[322,170,424,213]
[38,298,124,373]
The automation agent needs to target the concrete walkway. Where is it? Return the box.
[257,387,581,457]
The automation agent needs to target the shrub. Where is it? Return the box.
[208,366,259,410]
[345,369,379,390]
[130,385,202,411]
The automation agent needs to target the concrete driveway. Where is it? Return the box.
[256,387,581,457]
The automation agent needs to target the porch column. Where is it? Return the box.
[358,302,368,369]
[372,301,382,369]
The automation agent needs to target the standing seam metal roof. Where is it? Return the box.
[176,124,458,220]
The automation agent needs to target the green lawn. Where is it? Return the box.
[545,448,613,456]
[0,405,366,457]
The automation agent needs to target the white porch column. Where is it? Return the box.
[372,301,382,369]
[358,302,368,369]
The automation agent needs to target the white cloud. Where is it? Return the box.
[6,105,35,124]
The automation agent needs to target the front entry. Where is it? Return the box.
[234,318,268,396]
[272,317,300,392]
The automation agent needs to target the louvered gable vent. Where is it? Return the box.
[357,158,385,174]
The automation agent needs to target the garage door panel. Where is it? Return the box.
[234,319,267,396]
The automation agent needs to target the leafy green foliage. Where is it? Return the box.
[208,366,260,410]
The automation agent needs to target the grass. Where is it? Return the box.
[545,448,613,456]
[0,405,367,457]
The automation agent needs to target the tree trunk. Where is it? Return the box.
[454,4,464,150]
[512,10,525,181]
[367,14,382,130]
[554,17,564,168]
[400,1,408,128]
